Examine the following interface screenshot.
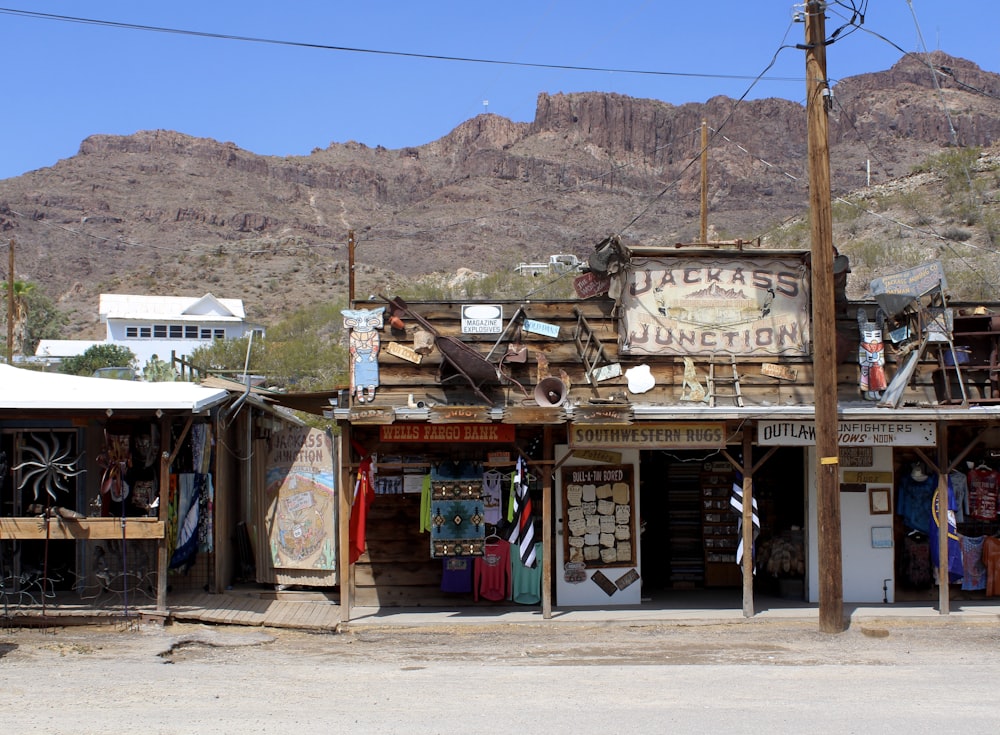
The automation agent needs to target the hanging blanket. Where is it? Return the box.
[170,474,199,570]
[431,498,486,558]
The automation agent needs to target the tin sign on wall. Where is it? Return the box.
[461,304,503,334]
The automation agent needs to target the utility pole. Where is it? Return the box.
[347,229,356,306]
[7,238,14,363]
[805,1,844,633]
[700,119,708,242]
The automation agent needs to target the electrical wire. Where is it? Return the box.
[6,2,996,299]
[616,20,802,237]
[0,6,801,85]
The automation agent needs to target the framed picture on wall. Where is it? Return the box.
[869,486,891,515]
[871,526,893,548]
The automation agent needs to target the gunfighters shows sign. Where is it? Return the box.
[619,256,810,357]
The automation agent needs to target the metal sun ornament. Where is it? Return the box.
[13,432,86,502]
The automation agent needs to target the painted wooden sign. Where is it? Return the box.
[380,423,515,443]
[569,422,726,449]
[572,405,634,424]
[265,427,337,572]
[385,341,423,364]
[757,421,936,446]
[619,256,810,357]
[573,271,612,299]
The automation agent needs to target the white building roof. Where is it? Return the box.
[0,364,230,412]
[34,339,103,358]
[99,293,246,323]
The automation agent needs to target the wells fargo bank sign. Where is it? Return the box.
[619,256,810,357]
[380,423,515,443]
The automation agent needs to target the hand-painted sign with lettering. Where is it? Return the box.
[619,256,810,357]
[869,260,946,299]
[266,427,337,572]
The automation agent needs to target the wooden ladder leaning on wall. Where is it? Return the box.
[708,354,743,407]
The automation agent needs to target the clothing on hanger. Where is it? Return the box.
[482,469,504,525]
[897,470,937,535]
[967,465,999,522]
[441,556,474,594]
[474,538,512,602]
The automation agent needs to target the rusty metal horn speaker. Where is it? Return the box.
[534,377,567,407]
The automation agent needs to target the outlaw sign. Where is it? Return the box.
[757,420,936,446]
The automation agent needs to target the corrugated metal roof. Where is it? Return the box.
[0,364,230,412]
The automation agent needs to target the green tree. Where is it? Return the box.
[187,335,266,380]
[60,344,137,377]
[187,302,349,391]
[20,286,67,355]
[1,279,35,357]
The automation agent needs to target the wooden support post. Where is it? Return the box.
[542,426,554,619]
[937,422,950,615]
[338,423,354,622]
[805,0,844,633]
[740,427,754,618]
[700,120,709,242]
[156,416,171,613]
[348,230,356,305]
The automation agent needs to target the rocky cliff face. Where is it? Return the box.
[1,52,998,338]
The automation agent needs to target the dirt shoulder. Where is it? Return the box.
[3,616,997,668]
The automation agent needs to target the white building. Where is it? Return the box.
[34,293,262,368]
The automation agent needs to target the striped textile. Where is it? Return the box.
[729,475,759,572]
[507,458,537,568]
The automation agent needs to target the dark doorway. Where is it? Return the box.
[638,447,805,595]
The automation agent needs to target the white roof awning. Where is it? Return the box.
[0,364,231,413]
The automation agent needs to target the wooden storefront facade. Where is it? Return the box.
[335,248,1000,622]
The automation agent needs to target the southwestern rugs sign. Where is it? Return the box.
[619,256,811,357]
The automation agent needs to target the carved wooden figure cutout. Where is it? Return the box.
[858,308,887,400]
[342,307,384,403]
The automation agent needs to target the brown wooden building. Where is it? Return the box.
[335,247,1000,621]
[0,366,333,620]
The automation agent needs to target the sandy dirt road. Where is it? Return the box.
[1,618,998,733]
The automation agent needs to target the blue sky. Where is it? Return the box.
[0,1,996,180]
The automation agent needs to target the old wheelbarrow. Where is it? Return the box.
[385,296,502,405]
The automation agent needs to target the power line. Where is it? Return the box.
[616,20,802,236]
[0,6,803,85]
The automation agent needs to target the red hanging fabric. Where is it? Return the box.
[348,456,375,564]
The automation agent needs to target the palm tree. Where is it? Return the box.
[2,279,36,358]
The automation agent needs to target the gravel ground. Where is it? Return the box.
[2,618,998,733]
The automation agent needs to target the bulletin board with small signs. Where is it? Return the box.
[561,464,635,567]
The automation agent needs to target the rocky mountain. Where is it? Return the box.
[1,51,999,340]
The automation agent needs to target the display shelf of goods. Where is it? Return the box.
[667,463,703,586]
[934,314,1000,404]
[701,468,741,587]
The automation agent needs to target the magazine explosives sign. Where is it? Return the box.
[619,256,811,357]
